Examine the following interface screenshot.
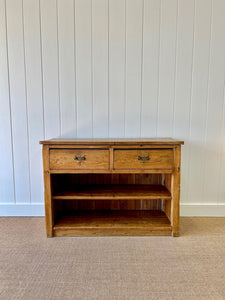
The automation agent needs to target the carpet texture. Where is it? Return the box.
[0,217,225,300]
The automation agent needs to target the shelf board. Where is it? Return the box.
[53,210,172,236]
[52,184,171,200]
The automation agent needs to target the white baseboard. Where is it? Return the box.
[0,204,45,216]
[0,203,225,217]
[180,203,225,217]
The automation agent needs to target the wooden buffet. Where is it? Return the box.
[40,138,184,237]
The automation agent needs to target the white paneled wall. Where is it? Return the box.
[0,0,225,216]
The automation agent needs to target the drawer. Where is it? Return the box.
[50,149,109,170]
[114,149,173,170]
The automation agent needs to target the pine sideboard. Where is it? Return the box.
[40,138,184,237]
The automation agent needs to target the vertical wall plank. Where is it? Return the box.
[1,0,225,214]
[23,0,44,203]
[125,0,143,137]
[75,0,93,137]
[203,0,225,204]
[141,0,160,137]
[173,0,195,204]
[0,0,14,203]
[187,0,212,204]
[157,0,178,137]
[57,0,76,138]
[92,0,108,137]
[40,0,60,139]
[6,0,30,203]
[108,0,125,137]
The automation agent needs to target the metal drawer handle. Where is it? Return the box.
[138,155,149,163]
[74,155,86,163]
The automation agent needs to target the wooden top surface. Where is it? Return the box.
[40,138,184,145]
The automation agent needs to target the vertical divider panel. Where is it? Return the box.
[135,174,143,210]
[164,174,172,221]
[6,0,30,203]
[151,174,159,210]
[95,174,104,209]
[79,174,88,210]
[87,174,96,210]
[0,0,14,203]
[103,174,111,209]
[119,174,128,210]
[127,174,136,210]
[111,174,120,210]
[142,174,152,210]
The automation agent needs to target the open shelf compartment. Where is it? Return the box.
[51,173,172,236]
[53,210,172,236]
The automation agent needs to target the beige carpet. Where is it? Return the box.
[0,217,225,300]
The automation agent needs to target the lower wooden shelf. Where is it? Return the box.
[52,184,171,200]
[53,210,172,236]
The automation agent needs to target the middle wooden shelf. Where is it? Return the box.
[52,184,171,200]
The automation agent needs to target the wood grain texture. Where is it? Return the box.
[114,149,174,170]
[42,145,53,237]
[111,174,120,210]
[50,149,109,170]
[171,146,181,236]
[52,184,171,200]
[163,174,172,221]
[40,138,184,145]
[41,139,183,236]
[53,210,172,236]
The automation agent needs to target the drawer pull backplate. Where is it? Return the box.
[74,155,86,163]
[138,155,150,163]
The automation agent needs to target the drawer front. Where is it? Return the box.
[114,149,174,170]
[50,149,109,170]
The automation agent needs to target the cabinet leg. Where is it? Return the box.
[43,145,54,238]
[171,146,181,237]
[172,231,179,237]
